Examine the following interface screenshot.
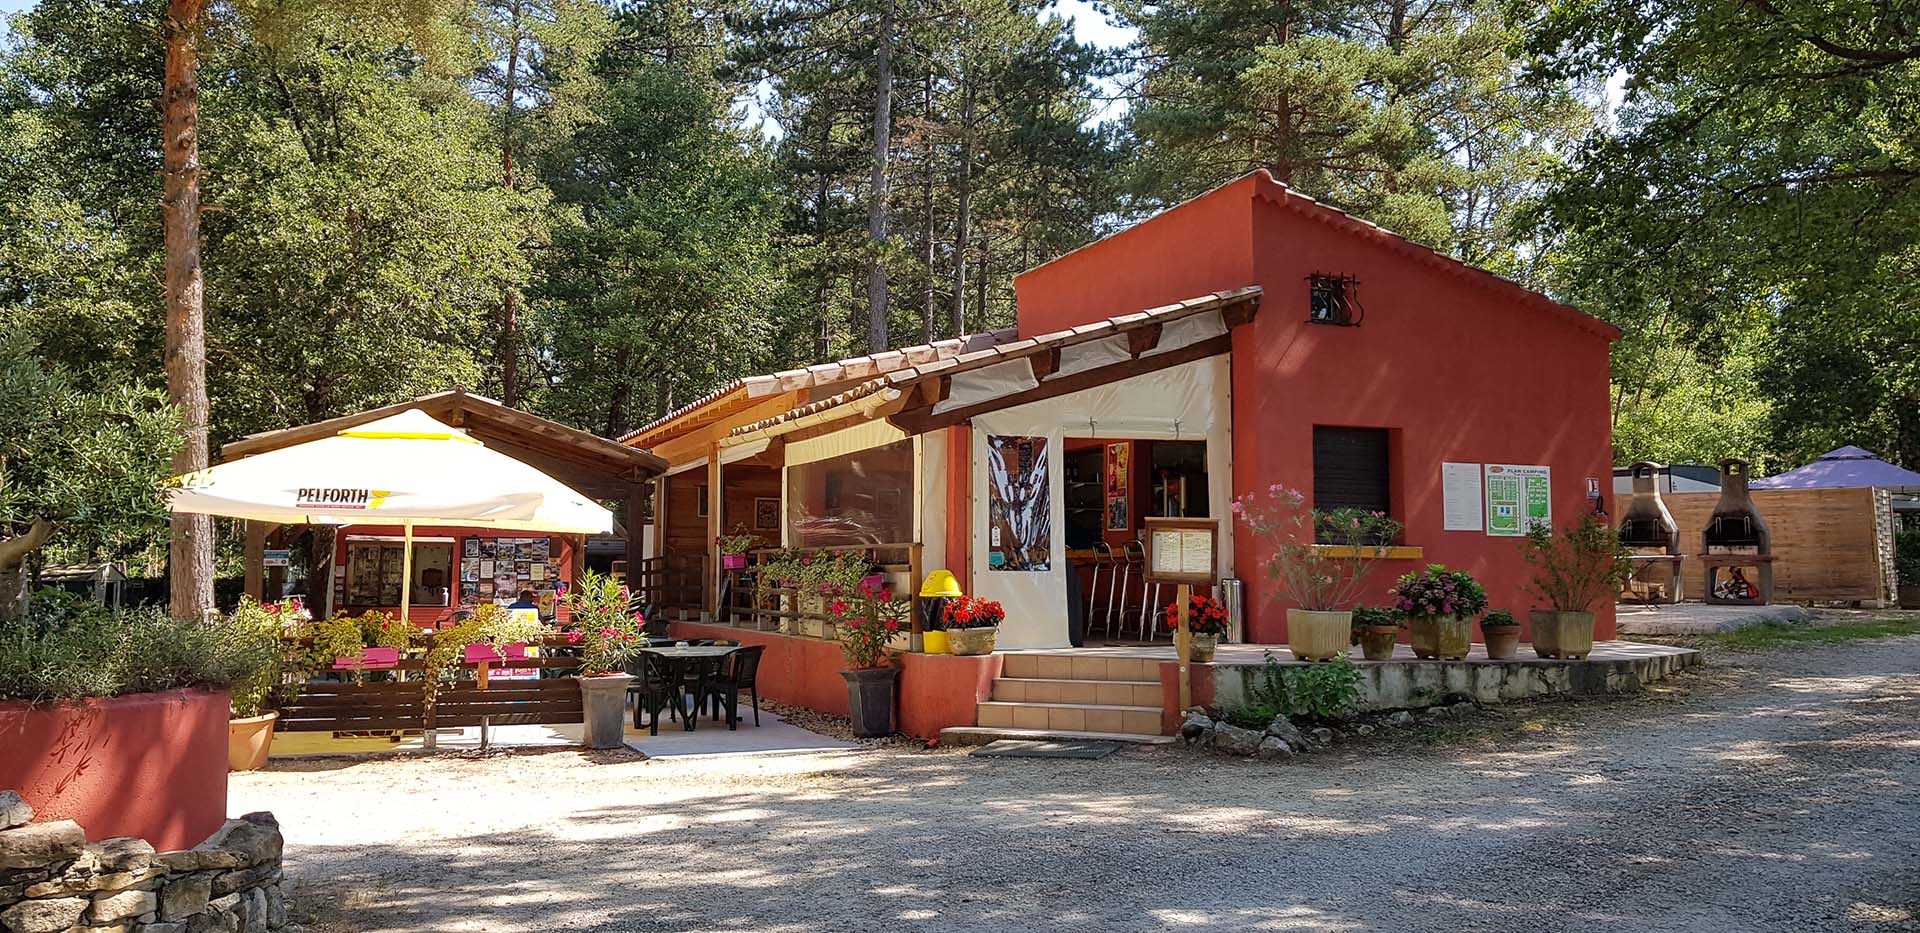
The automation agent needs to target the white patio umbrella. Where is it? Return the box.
[169,408,613,622]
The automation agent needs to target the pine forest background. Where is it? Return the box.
[2,0,1916,571]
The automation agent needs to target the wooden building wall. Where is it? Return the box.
[1627,487,1895,605]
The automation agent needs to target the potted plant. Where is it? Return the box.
[1521,515,1631,660]
[562,570,644,749]
[1480,608,1521,660]
[1897,530,1920,609]
[717,526,759,571]
[829,578,910,737]
[1173,591,1231,662]
[1392,565,1487,660]
[1233,486,1405,662]
[223,597,304,771]
[942,595,1005,656]
[1350,606,1402,661]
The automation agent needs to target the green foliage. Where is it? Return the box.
[562,569,643,675]
[1391,565,1489,618]
[829,578,909,669]
[0,592,283,705]
[1233,651,1364,724]
[1351,606,1402,629]
[1234,485,1406,611]
[1482,608,1517,629]
[1520,515,1631,612]
[1896,530,1920,587]
[1709,617,1920,650]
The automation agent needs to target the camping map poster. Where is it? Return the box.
[1484,464,1550,536]
[986,435,1051,571]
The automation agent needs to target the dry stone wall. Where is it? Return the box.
[0,791,289,933]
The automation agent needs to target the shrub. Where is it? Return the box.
[1520,515,1632,612]
[1232,651,1364,724]
[562,570,644,676]
[0,593,279,706]
[1391,565,1489,619]
[830,577,909,669]
[1896,529,1920,586]
[1482,609,1518,629]
[1350,606,1402,629]
[1233,485,1405,611]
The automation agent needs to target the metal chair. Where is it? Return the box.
[1086,541,1114,640]
[626,653,681,735]
[700,645,764,729]
[1114,540,1145,641]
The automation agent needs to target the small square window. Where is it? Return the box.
[1308,274,1363,326]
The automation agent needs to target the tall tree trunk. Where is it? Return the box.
[654,370,675,421]
[0,519,54,622]
[864,2,896,353]
[302,525,336,618]
[163,0,213,621]
[814,118,834,363]
[497,1,524,408]
[920,74,936,345]
[605,348,634,438]
[975,241,988,327]
[951,76,974,337]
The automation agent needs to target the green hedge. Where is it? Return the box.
[0,593,277,706]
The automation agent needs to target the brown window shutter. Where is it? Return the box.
[1313,426,1390,515]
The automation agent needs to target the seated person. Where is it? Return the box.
[507,588,540,611]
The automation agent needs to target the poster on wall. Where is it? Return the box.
[1105,442,1130,531]
[1441,462,1483,531]
[1484,464,1551,536]
[986,435,1051,571]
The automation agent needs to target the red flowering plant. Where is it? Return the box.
[829,576,910,669]
[1169,592,1230,637]
[562,569,644,676]
[941,595,1006,630]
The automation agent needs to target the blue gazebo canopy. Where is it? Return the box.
[1751,446,1920,490]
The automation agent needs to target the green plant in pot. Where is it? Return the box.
[1350,606,1403,661]
[942,595,1005,656]
[1174,592,1231,662]
[1233,486,1405,662]
[830,578,910,737]
[221,597,305,771]
[562,570,645,749]
[1480,608,1521,660]
[717,526,760,571]
[1391,565,1487,660]
[1520,515,1631,659]
[1896,529,1920,609]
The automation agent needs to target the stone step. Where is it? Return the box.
[990,677,1162,707]
[998,653,1163,682]
[974,700,1163,735]
[939,726,1177,747]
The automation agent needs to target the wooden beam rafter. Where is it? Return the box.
[1126,323,1163,357]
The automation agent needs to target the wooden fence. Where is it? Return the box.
[1620,486,1895,605]
[274,655,586,733]
[716,542,923,641]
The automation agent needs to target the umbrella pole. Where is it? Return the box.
[405,522,431,750]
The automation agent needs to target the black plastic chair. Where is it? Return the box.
[625,653,682,735]
[700,645,765,729]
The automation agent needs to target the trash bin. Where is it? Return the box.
[918,569,964,653]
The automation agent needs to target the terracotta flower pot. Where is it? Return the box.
[1287,609,1351,662]
[842,667,900,737]
[1190,632,1219,663]
[947,625,999,656]
[1530,610,1595,659]
[1482,625,1521,660]
[1408,615,1470,660]
[575,673,634,749]
[1357,625,1400,661]
[227,711,278,772]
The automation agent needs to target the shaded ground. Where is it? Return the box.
[232,633,1920,933]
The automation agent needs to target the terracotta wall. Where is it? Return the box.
[0,688,229,851]
[1016,172,1619,643]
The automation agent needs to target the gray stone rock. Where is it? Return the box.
[1255,736,1296,760]
[275,876,295,904]
[1385,710,1414,727]
[208,893,242,914]
[1178,711,1214,745]
[0,791,32,830]
[1308,726,1334,747]
[243,887,268,933]
[188,907,241,933]
[145,923,189,933]
[212,864,279,898]
[91,888,157,923]
[1352,723,1375,736]
[162,874,213,921]
[193,817,281,871]
[0,819,86,870]
[88,838,155,874]
[1450,701,1477,717]
[1263,716,1307,751]
[265,884,287,930]
[0,895,88,933]
[1209,723,1264,756]
[156,850,229,873]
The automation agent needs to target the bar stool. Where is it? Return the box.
[1110,539,1139,639]
[1121,539,1156,642]
[1085,541,1114,640]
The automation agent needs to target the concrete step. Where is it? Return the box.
[974,700,1163,735]
[998,653,1163,682]
[990,677,1162,707]
[939,726,1177,747]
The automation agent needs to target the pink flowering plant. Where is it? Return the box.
[1233,485,1405,611]
[563,569,645,675]
[829,576,910,669]
[1390,565,1488,620]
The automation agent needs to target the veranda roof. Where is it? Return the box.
[1750,446,1920,491]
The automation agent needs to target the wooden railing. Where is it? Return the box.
[716,542,924,644]
[273,633,586,734]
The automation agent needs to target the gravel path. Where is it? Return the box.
[233,637,1920,933]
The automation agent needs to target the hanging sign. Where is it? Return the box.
[1145,517,1218,584]
[1441,463,1483,531]
[262,549,290,568]
[1586,477,1602,499]
[1485,464,1551,536]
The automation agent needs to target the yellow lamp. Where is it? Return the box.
[919,569,963,598]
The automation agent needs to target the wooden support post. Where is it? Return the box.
[706,447,722,618]
[1174,583,1192,713]
[625,483,647,594]
[243,521,266,601]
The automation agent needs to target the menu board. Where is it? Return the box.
[1144,517,1218,584]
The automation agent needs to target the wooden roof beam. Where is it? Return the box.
[1127,324,1163,357]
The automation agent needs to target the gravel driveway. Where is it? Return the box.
[233,636,1920,933]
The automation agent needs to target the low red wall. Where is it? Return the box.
[0,688,230,851]
[668,623,996,738]
[1159,662,1214,735]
